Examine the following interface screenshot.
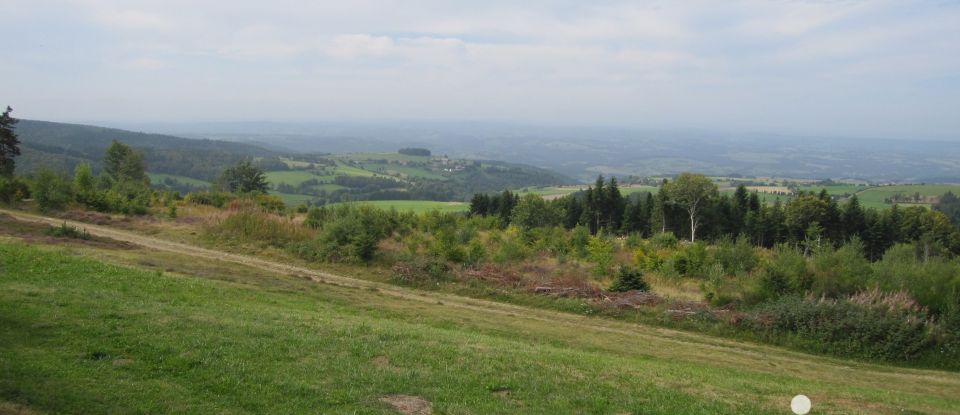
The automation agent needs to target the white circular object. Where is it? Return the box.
[791,395,812,415]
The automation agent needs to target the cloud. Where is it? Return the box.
[326,34,395,59]
[94,9,175,31]
[2,0,959,139]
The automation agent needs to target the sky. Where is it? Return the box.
[2,0,959,140]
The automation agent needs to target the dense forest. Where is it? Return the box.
[13,120,275,181]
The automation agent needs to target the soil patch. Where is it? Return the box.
[379,395,432,415]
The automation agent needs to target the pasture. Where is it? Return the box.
[328,200,469,213]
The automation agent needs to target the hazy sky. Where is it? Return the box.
[3,0,959,139]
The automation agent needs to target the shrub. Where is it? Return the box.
[587,234,615,277]
[810,238,872,297]
[569,225,590,259]
[254,193,286,213]
[713,235,757,275]
[873,244,960,315]
[751,245,810,304]
[743,295,933,361]
[391,258,450,285]
[0,176,30,203]
[609,266,649,292]
[46,222,91,240]
[465,239,487,266]
[185,191,235,208]
[31,169,73,211]
[650,232,678,249]
[290,204,399,263]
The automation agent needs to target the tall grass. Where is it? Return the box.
[204,210,313,247]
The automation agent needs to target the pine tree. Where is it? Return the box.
[0,106,21,177]
[605,177,625,231]
[842,195,867,240]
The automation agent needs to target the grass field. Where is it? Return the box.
[147,173,211,187]
[263,170,323,187]
[334,152,431,163]
[328,200,469,213]
[855,184,960,209]
[2,240,960,414]
[268,191,316,206]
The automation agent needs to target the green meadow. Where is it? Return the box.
[328,200,469,213]
[2,242,959,414]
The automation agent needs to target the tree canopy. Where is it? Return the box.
[103,140,147,184]
[662,173,718,242]
[216,160,269,194]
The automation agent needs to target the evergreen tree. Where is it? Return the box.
[649,180,669,235]
[605,177,625,231]
[731,184,750,233]
[935,192,960,227]
[469,193,490,216]
[842,195,867,240]
[0,106,20,177]
[609,266,649,292]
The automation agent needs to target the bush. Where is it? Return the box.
[810,238,872,297]
[873,244,960,315]
[743,295,933,361]
[609,266,649,292]
[31,169,73,211]
[752,245,810,304]
[713,235,757,275]
[290,204,399,263]
[46,222,91,240]
[254,193,286,213]
[391,258,450,285]
[650,232,678,249]
[587,234,614,276]
[185,191,235,208]
[0,176,30,203]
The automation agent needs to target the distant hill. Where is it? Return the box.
[128,121,960,183]
[11,120,574,202]
[14,120,276,181]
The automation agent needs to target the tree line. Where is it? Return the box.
[470,173,960,259]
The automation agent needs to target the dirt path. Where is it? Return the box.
[3,208,959,396]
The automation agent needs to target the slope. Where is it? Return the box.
[0,209,958,414]
[13,119,275,181]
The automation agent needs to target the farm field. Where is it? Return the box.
[798,184,865,195]
[2,232,959,414]
[328,200,469,213]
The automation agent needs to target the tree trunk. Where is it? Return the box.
[689,211,696,242]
